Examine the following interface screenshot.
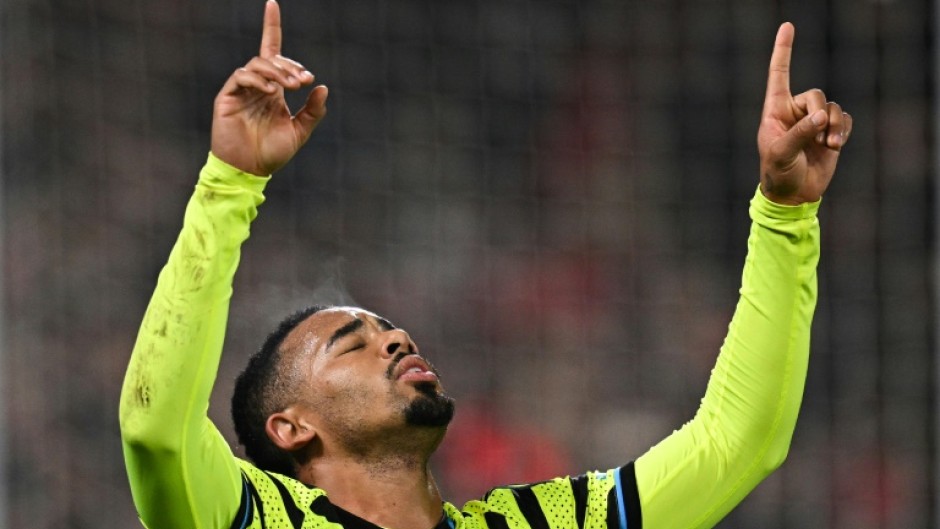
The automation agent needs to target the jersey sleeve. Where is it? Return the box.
[119,153,270,529]
[461,464,641,529]
[633,188,821,528]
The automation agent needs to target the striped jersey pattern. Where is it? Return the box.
[231,459,641,529]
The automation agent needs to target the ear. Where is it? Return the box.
[265,407,318,452]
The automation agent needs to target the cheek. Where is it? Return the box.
[314,365,390,407]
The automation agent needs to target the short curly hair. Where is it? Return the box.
[231,305,329,477]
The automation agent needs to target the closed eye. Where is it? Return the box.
[327,318,365,351]
[339,340,366,355]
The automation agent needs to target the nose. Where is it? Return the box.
[380,329,416,358]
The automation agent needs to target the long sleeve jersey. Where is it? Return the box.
[120,153,820,529]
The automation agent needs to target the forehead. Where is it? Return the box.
[316,306,379,325]
[286,307,387,352]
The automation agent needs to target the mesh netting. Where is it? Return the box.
[1,0,933,527]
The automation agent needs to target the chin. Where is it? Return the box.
[404,386,456,428]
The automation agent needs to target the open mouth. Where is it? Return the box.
[392,355,439,383]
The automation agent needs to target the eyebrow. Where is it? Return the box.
[376,317,396,331]
[326,318,365,349]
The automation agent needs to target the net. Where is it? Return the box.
[0,0,933,527]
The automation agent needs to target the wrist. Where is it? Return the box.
[208,150,269,178]
[204,152,272,192]
[752,185,821,220]
[759,181,821,206]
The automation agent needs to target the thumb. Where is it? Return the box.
[775,108,827,157]
[293,85,328,142]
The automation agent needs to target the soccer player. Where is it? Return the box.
[119,2,852,528]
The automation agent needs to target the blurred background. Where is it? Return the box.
[1,0,934,527]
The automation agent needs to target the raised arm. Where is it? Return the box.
[118,3,327,528]
[632,23,852,528]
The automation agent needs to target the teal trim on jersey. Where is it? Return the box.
[614,467,627,529]
[235,479,251,529]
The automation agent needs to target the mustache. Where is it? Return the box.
[385,351,411,380]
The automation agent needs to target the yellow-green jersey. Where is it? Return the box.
[120,154,820,529]
[231,459,640,529]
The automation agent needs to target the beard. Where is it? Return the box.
[403,383,455,427]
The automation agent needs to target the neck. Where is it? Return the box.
[298,452,443,529]
[296,426,447,529]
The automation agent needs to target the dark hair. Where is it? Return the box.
[231,305,329,476]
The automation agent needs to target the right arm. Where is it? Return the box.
[119,154,270,529]
[119,2,327,527]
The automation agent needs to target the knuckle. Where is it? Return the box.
[251,56,274,69]
[278,55,302,66]
[808,88,826,102]
[272,55,295,67]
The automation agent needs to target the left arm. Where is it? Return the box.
[631,22,853,528]
[634,187,820,528]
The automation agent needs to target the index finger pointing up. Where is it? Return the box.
[766,22,795,100]
[260,0,282,59]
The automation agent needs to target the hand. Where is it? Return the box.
[757,23,853,205]
[210,0,328,176]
